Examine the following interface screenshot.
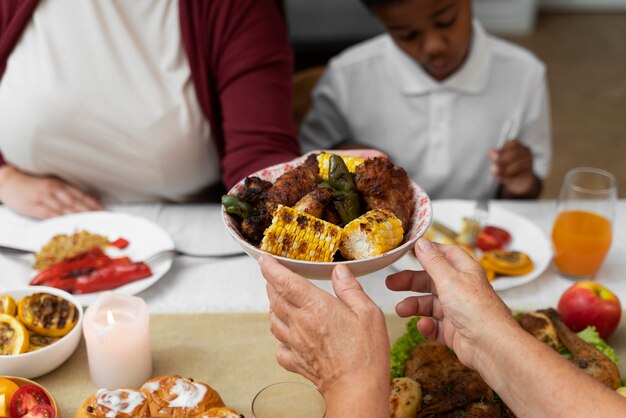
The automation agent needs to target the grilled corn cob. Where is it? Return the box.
[260,205,343,262]
[317,153,364,181]
[340,209,404,260]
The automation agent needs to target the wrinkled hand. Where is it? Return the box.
[0,165,104,219]
[386,239,518,370]
[488,140,538,197]
[258,255,390,413]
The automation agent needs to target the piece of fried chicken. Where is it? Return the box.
[405,340,494,417]
[239,154,320,243]
[544,308,620,389]
[354,157,414,230]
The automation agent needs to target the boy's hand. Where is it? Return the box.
[488,140,540,198]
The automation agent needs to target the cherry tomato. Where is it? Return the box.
[22,404,55,418]
[476,226,511,252]
[10,386,51,418]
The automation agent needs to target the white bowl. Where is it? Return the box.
[222,155,433,279]
[0,286,83,378]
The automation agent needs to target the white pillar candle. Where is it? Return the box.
[83,292,152,389]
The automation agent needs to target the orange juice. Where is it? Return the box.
[552,210,612,277]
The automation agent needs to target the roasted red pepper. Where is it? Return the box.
[72,262,152,294]
[30,248,111,285]
[109,238,129,249]
[476,226,512,252]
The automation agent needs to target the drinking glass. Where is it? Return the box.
[551,167,617,279]
[251,382,326,418]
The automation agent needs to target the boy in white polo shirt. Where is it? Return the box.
[300,0,551,199]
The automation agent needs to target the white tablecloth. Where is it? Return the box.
[1,201,624,313]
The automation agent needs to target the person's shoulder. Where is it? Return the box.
[487,34,546,74]
[327,34,391,74]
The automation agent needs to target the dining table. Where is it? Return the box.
[1,199,625,417]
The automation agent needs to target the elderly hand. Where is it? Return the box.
[0,165,104,219]
[258,255,390,417]
[488,140,540,198]
[386,239,518,370]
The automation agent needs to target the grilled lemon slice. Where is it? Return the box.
[0,313,29,355]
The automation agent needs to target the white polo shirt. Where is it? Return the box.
[300,21,551,200]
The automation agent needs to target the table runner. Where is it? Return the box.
[35,313,626,418]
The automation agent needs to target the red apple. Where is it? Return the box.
[557,281,621,339]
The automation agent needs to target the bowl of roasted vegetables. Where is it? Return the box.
[222,153,432,279]
[0,287,83,379]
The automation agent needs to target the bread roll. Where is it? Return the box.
[75,388,149,418]
[141,376,225,418]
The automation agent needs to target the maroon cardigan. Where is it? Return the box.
[0,0,300,189]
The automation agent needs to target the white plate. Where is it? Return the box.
[392,199,552,291]
[12,211,175,306]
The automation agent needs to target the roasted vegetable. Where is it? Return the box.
[0,295,17,316]
[389,377,422,418]
[0,313,29,355]
[321,154,361,226]
[317,153,364,180]
[18,293,78,337]
[480,250,534,276]
[340,209,404,260]
[476,226,512,252]
[260,205,343,262]
[221,195,255,219]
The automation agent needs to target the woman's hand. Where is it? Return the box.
[386,239,519,370]
[489,140,541,198]
[258,255,390,417]
[0,165,104,219]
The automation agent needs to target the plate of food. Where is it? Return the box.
[10,212,174,306]
[392,199,552,291]
[222,152,432,279]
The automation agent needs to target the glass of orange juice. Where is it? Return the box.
[552,167,617,279]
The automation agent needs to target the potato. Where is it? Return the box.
[389,377,422,418]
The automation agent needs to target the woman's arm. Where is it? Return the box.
[388,239,626,418]
[258,256,391,418]
[198,0,301,188]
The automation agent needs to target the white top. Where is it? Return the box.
[0,0,220,203]
[300,21,552,200]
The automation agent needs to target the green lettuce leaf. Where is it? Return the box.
[576,326,618,366]
[559,326,618,366]
[390,317,426,379]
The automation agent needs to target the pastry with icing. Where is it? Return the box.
[76,388,149,418]
[141,376,225,418]
[196,407,241,418]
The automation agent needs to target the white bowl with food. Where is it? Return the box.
[222,153,432,279]
[0,286,83,379]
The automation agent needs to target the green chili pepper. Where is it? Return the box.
[325,155,360,225]
[221,195,255,219]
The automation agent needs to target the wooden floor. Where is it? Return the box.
[505,13,626,198]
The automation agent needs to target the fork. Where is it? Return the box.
[0,244,36,255]
[0,244,245,261]
[459,120,516,246]
[144,248,246,265]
